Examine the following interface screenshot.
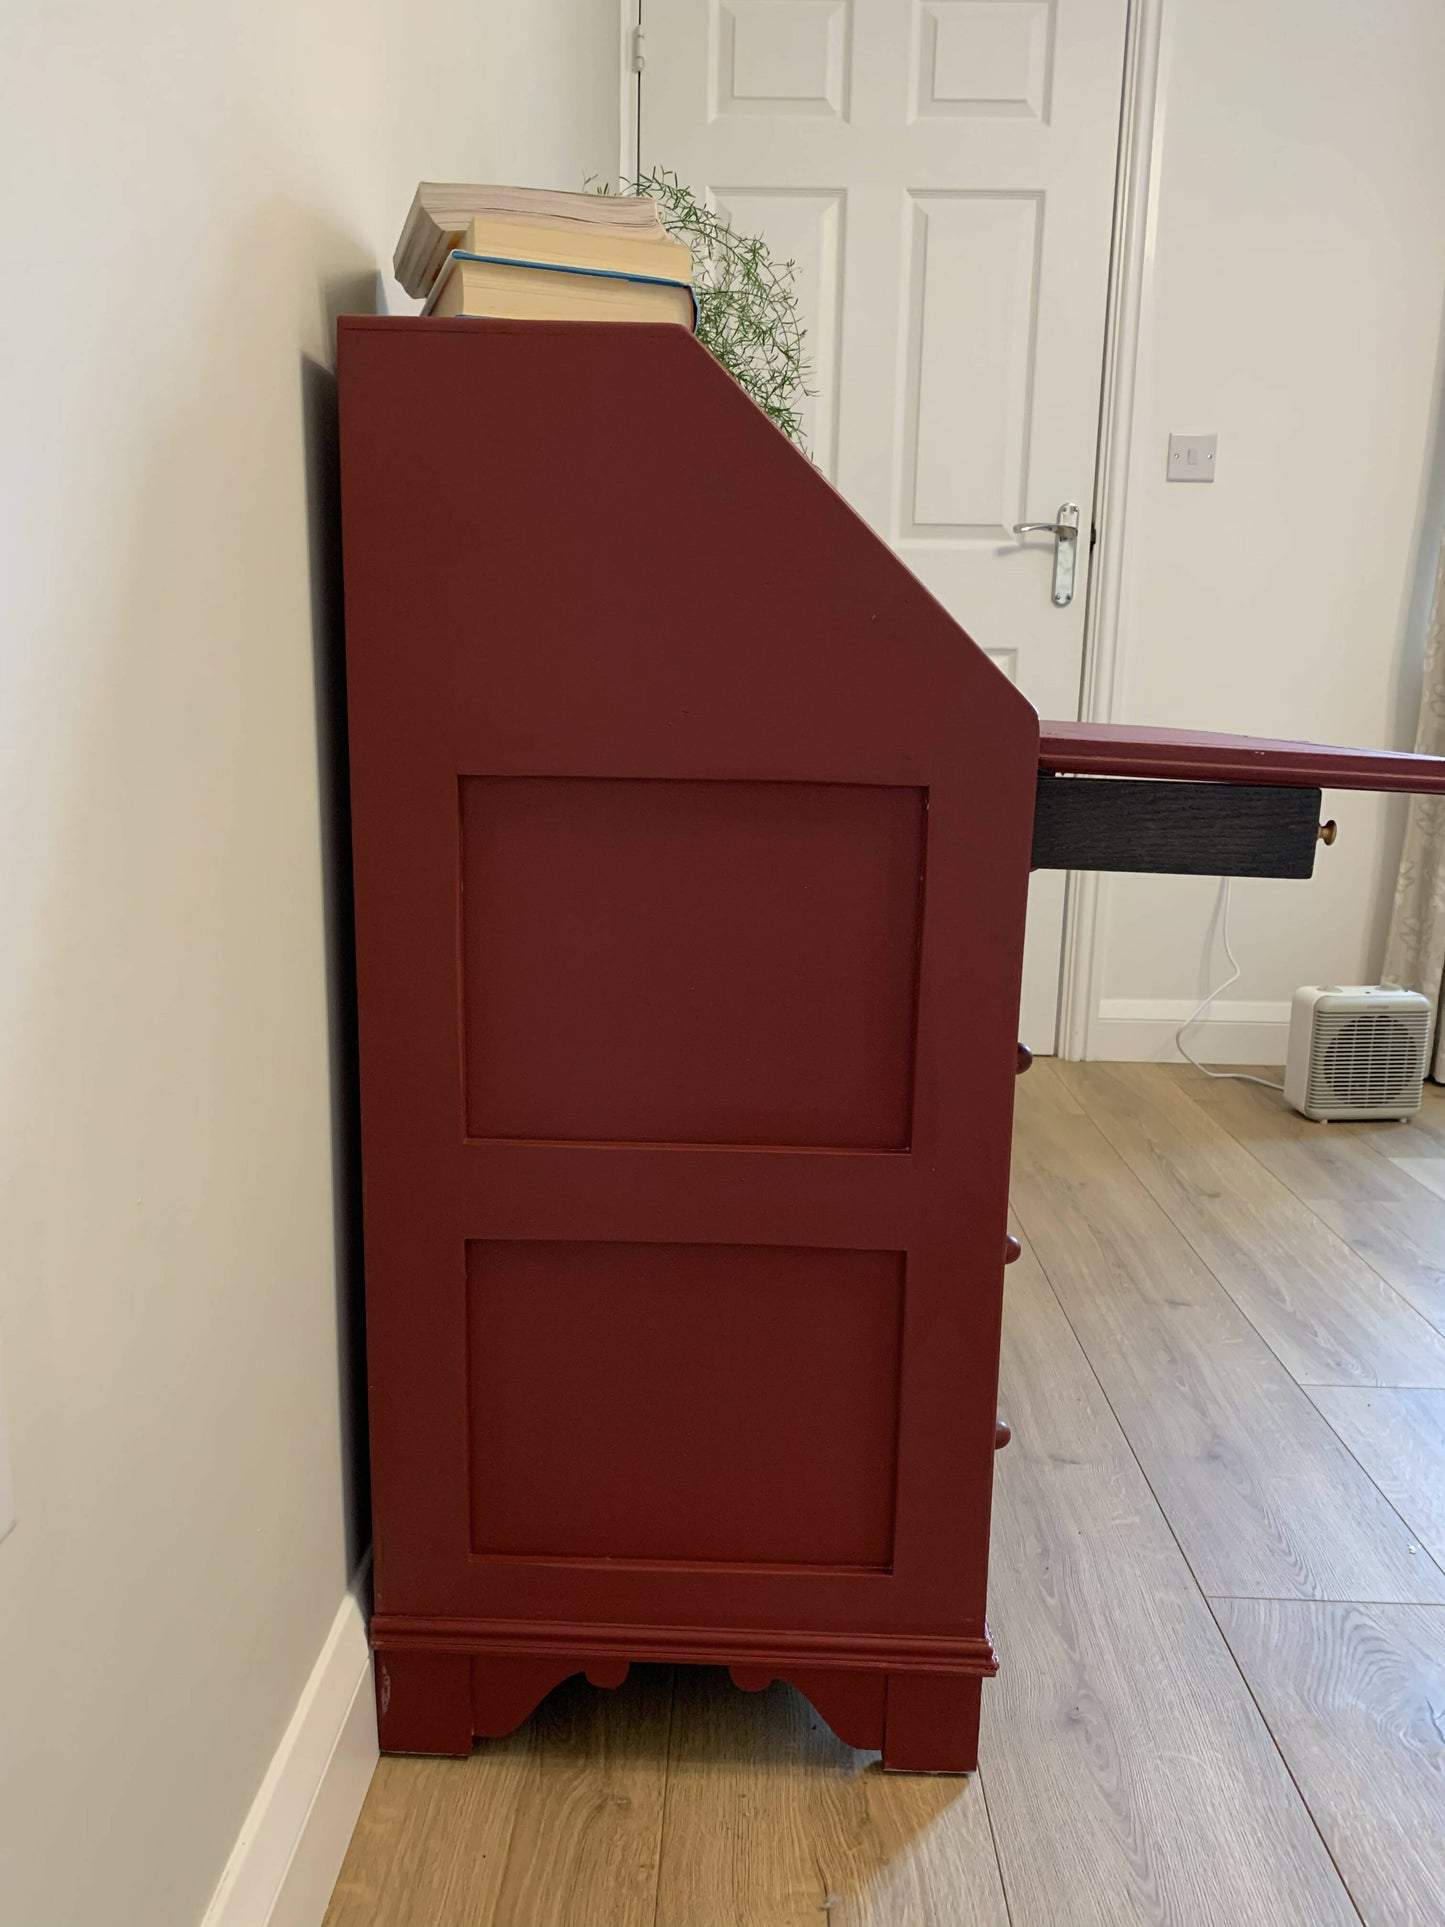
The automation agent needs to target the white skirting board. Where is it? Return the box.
[1088,998,1291,1065]
[200,1558,377,1927]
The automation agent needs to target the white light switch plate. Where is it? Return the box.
[0,1327,15,1543]
[1167,432,1217,481]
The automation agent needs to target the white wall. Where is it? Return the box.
[1087,0,1445,1061]
[0,5,615,1926]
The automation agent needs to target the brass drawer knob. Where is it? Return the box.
[1318,820,1338,846]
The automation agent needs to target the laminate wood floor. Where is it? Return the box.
[322,1065,1445,1927]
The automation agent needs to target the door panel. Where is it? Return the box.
[914,0,1054,119]
[640,0,1130,1049]
[901,190,1041,535]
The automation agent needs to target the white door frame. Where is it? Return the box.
[619,0,641,185]
[1057,0,1165,1057]
[623,0,1167,1062]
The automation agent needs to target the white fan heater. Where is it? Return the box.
[1284,986,1433,1121]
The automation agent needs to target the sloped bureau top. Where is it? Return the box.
[335,314,1035,788]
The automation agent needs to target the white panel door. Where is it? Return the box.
[639,0,1129,1050]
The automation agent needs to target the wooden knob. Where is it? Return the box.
[1003,1233,1021,1265]
[994,1418,1011,1450]
[1318,820,1338,846]
[1016,1042,1034,1075]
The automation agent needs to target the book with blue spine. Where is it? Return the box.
[396,183,695,330]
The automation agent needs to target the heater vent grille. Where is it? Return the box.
[1306,1008,1431,1115]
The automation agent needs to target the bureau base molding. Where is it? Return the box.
[370,1610,998,1674]
[370,1615,997,1771]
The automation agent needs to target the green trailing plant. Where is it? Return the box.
[601,169,813,448]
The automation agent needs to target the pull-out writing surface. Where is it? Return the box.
[1041,720,1445,793]
[339,318,1037,1768]
[1034,724,1445,880]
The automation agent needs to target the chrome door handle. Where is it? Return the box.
[1012,501,1080,607]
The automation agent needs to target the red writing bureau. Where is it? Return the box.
[337,316,1445,1771]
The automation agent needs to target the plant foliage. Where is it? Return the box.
[606,169,813,448]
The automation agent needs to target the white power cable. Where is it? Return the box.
[1174,876,1285,1092]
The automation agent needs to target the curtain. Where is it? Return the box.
[1383,530,1445,1078]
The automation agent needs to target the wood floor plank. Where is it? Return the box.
[653,1669,1008,1927]
[489,1669,674,1926]
[1371,1083,1445,1162]
[1190,1072,1445,1332]
[1309,1386,1445,1571]
[1213,1599,1445,1927]
[978,1243,1359,1927]
[1391,1156,1445,1203]
[1009,1066,1445,1602]
[322,1667,673,1927]
[322,1738,529,1926]
[1370,1085,1445,1222]
[1064,1062,1445,1387]
[1357,1121,1445,1163]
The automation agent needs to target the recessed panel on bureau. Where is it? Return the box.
[460,777,925,1147]
[467,1240,904,1569]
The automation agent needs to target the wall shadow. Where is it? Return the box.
[301,266,384,1572]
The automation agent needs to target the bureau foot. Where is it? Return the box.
[881,1672,982,1774]
[376,1649,631,1752]
[375,1650,472,1756]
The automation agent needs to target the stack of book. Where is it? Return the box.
[394,183,696,329]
